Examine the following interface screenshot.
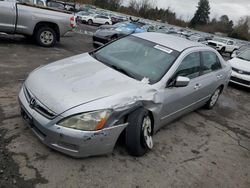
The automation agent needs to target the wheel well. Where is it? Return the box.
[116,108,155,146]
[218,85,224,93]
[124,108,155,133]
[34,22,60,41]
[111,34,118,39]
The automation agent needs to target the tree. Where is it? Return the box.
[229,17,250,40]
[93,0,122,10]
[189,0,210,27]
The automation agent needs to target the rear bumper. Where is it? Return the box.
[18,86,127,158]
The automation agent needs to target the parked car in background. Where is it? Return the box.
[228,48,250,88]
[80,14,112,25]
[111,15,126,25]
[207,37,239,55]
[177,29,193,37]
[47,1,65,10]
[231,44,250,58]
[0,0,75,47]
[19,32,231,158]
[188,35,208,45]
[75,11,91,23]
[93,22,147,47]
[168,33,188,39]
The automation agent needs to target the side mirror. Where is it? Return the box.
[174,76,190,87]
[231,53,236,58]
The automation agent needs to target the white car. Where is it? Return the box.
[208,38,239,55]
[75,11,91,23]
[81,14,112,25]
[228,48,250,88]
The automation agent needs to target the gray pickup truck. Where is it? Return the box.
[0,0,75,47]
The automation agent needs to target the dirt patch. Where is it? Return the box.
[0,129,48,188]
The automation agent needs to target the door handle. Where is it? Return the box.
[217,75,223,79]
[194,83,202,90]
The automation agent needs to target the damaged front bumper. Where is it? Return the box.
[18,87,127,158]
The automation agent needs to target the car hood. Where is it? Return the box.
[229,57,250,72]
[25,53,148,114]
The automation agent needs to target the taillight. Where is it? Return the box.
[70,16,75,28]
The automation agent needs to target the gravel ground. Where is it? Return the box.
[0,25,250,188]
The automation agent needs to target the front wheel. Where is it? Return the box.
[126,108,153,156]
[35,27,56,47]
[205,87,222,109]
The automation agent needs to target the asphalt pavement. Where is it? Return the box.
[0,25,250,188]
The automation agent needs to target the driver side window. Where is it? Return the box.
[176,52,201,79]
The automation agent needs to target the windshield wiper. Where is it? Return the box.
[109,64,136,79]
[90,52,137,80]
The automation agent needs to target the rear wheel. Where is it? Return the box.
[220,47,225,55]
[35,27,56,47]
[126,108,153,156]
[205,87,222,109]
[105,22,110,25]
[88,19,93,25]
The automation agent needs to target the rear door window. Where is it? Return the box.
[201,51,222,74]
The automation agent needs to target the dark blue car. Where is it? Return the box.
[93,22,147,47]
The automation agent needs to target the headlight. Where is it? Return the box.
[218,44,222,47]
[58,110,112,131]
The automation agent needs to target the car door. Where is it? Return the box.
[0,0,16,33]
[200,51,225,93]
[94,15,102,24]
[160,51,205,125]
[226,40,235,52]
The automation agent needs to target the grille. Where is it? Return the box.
[232,67,250,75]
[231,76,250,85]
[23,86,57,119]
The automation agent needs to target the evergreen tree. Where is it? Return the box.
[189,0,210,27]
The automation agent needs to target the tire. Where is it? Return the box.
[105,22,110,25]
[35,27,56,47]
[220,47,225,55]
[230,49,236,57]
[204,87,222,109]
[88,19,93,25]
[126,108,153,156]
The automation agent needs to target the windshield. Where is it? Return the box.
[213,38,227,44]
[114,22,129,27]
[239,45,250,53]
[92,36,180,84]
[115,26,135,34]
[237,49,250,61]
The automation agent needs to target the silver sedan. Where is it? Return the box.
[19,32,232,157]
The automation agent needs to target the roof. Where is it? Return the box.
[133,32,204,52]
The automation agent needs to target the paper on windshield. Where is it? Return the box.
[154,45,173,54]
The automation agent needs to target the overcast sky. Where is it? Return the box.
[123,0,250,22]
